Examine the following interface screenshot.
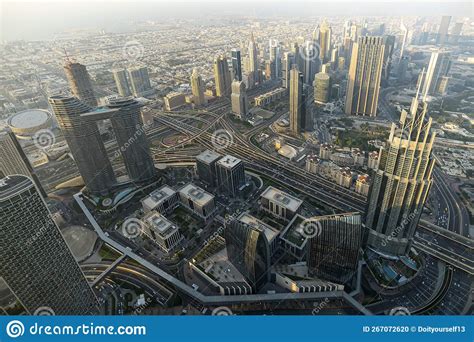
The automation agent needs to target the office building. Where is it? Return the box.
[191,68,206,107]
[319,20,332,62]
[289,66,306,134]
[260,186,303,221]
[214,55,232,97]
[450,22,463,43]
[179,183,216,220]
[237,212,280,256]
[231,49,242,81]
[254,87,287,107]
[216,155,245,197]
[49,95,116,195]
[225,219,271,290]
[128,66,153,97]
[0,175,99,314]
[281,52,295,88]
[196,149,221,187]
[307,213,363,284]
[164,92,186,111]
[0,128,46,197]
[303,40,320,85]
[142,211,183,253]
[383,35,396,81]
[112,68,132,97]
[231,80,249,120]
[345,36,385,117]
[436,16,451,45]
[141,185,179,215]
[313,72,331,104]
[398,56,409,83]
[366,92,436,255]
[248,32,259,74]
[422,51,451,97]
[63,61,97,107]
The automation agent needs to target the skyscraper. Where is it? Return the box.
[112,68,132,97]
[303,40,320,85]
[64,61,97,107]
[225,219,271,290]
[106,97,156,184]
[345,36,385,117]
[248,32,259,74]
[231,49,242,81]
[289,66,306,134]
[319,20,332,63]
[231,80,249,120]
[281,52,295,88]
[191,68,206,106]
[49,95,116,195]
[0,175,99,314]
[422,51,451,98]
[213,55,232,97]
[313,72,331,104]
[307,213,363,284]
[365,91,436,255]
[196,149,221,187]
[0,128,46,197]
[216,155,246,197]
[383,35,396,82]
[436,15,451,45]
[128,66,153,97]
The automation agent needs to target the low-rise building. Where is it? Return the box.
[179,183,216,221]
[141,185,179,214]
[142,211,183,253]
[319,143,332,160]
[368,151,379,170]
[260,186,303,221]
[355,174,370,196]
[164,92,186,111]
[336,167,353,188]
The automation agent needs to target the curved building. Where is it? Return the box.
[365,94,436,256]
[64,61,97,107]
[313,72,331,104]
[0,175,99,314]
[7,109,54,139]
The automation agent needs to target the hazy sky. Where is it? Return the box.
[1,0,472,41]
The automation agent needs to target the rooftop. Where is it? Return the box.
[196,149,221,165]
[216,155,242,169]
[237,212,280,243]
[0,175,33,201]
[142,185,176,208]
[7,109,52,130]
[179,183,214,206]
[261,186,303,212]
[280,214,309,249]
[143,211,178,238]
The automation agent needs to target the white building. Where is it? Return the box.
[179,183,216,221]
[142,211,183,253]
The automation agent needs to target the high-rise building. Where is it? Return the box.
[397,56,409,83]
[248,32,259,74]
[436,15,451,45]
[307,212,363,284]
[0,128,46,197]
[0,175,99,314]
[345,36,385,117]
[213,55,232,97]
[106,97,156,183]
[303,40,320,85]
[450,22,463,43]
[231,49,242,81]
[64,61,97,107]
[225,219,271,290]
[191,68,206,106]
[269,40,281,80]
[231,80,249,120]
[196,150,221,187]
[128,66,153,97]
[281,52,295,88]
[422,51,451,98]
[365,91,436,255]
[49,95,116,195]
[216,155,245,197]
[319,20,332,63]
[289,66,306,134]
[313,72,331,105]
[112,68,132,97]
[383,35,396,81]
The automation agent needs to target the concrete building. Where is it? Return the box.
[0,175,99,314]
[313,72,331,104]
[196,149,221,187]
[191,68,206,107]
[307,212,363,284]
[345,36,385,117]
[436,15,451,45]
[141,185,179,214]
[319,143,332,160]
[237,212,280,256]
[422,52,451,98]
[281,52,295,89]
[128,66,153,97]
[0,128,46,197]
[142,211,183,253]
[179,183,216,221]
[64,61,97,107]
[164,92,186,111]
[336,167,353,188]
[319,20,332,62]
[216,155,246,197]
[355,174,370,196]
[214,55,232,97]
[260,186,303,221]
[231,80,249,120]
[366,94,436,256]
[112,68,132,97]
[231,49,242,81]
[368,151,379,169]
